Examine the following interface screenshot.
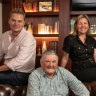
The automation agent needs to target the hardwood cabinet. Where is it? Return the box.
[2,0,12,32]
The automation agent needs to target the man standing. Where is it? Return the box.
[27,50,89,96]
[0,9,36,86]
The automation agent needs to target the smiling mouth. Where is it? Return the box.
[47,68,54,70]
[80,28,87,31]
[47,66,54,69]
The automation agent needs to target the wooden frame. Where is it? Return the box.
[39,1,53,12]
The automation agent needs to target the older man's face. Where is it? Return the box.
[40,54,58,78]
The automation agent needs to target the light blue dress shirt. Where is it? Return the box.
[27,67,90,96]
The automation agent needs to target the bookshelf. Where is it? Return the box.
[71,11,96,15]
[25,12,59,16]
[33,34,59,37]
[24,1,59,61]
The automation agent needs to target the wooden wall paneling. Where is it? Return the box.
[2,0,12,33]
[58,0,70,65]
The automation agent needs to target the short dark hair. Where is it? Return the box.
[9,9,25,20]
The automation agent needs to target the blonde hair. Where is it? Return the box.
[72,14,91,36]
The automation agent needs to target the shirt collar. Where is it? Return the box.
[9,27,25,37]
[76,34,88,39]
[9,28,25,40]
[76,34,89,46]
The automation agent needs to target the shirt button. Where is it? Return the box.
[86,49,87,51]
[78,47,80,49]
[89,58,93,63]
[86,54,87,56]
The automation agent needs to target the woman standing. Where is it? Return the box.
[61,14,96,82]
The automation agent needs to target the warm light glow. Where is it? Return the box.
[27,23,33,34]
[42,41,47,53]
[38,24,45,34]
[33,3,37,12]
[35,37,58,39]
[35,37,58,54]
[23,2,33,12]
[54,8,59,12]
[38,22,59,35]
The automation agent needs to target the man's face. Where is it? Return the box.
[40,54,58,78]
[9,13,25,33]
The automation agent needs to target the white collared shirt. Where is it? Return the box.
[0,28,36,73]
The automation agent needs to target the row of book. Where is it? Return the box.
[49,41,58,54]
[24,21,59,34]
[38,21,59,34]
[12,0,23,9]
[23,1,37,12]
[12,0,59,12]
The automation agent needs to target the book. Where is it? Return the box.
[70,19,75,34]
[49,41,58,53]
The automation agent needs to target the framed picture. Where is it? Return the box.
[39,1,53,12]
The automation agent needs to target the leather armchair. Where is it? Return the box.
[0,84,27,96]
[0,81,96,96]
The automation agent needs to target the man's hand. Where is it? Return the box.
[0,64,10,71]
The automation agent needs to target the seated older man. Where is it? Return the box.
[27,50,90,96]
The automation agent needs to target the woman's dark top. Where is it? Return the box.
[63,34,96,82]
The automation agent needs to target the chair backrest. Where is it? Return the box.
[65,58,72,72]
[0,84,27,96]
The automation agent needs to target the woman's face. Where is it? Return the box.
[76,18,89,35]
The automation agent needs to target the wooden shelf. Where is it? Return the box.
[91,34,96,37]
[71,11,96,16]
[33,34,59,37]
[25,12,59,17]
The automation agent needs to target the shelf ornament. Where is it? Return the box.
[42,41,47,53]
[27,22,33,34]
